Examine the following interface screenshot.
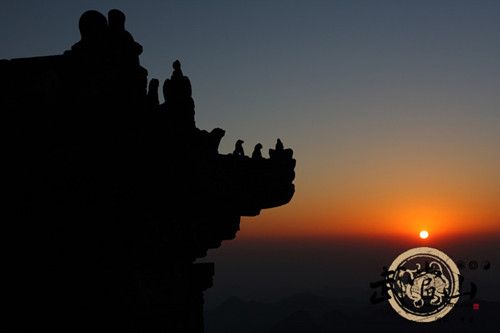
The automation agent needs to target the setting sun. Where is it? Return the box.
[420,230,429,239]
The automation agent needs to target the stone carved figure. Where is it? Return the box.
[163,60,193,99]
[233,139,245,156]
[72,10,108,55]
[276,138,284,151]
[65,9,148,101]
[107,9,142,66]
[162,60,195,130]
[269,138,293,160]
[147,78,160,107]
[252,143,263,159]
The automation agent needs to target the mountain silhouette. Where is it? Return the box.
[268,310,321,333]
[206,290,500,332]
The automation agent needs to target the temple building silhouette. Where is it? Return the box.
[1,9,295,332]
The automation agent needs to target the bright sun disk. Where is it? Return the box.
[420,230,429,239]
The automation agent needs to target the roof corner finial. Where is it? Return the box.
[173,60,181,71]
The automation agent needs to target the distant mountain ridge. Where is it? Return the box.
[205,290,500,332]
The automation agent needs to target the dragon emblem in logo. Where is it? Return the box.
[387,247,460,322]
[395,260,449,308]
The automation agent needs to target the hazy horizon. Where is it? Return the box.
[199,232,500,309]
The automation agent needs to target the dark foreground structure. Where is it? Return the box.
[2,10,295,332]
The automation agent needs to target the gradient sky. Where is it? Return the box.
[2,0,499,306]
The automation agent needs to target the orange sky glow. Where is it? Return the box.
[237,127,500,243]
[240,187,500,241]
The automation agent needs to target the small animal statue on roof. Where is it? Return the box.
[107,9,143,66]
[252,143,263,159]
[233,139,245,156]
[269,138,293,159]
